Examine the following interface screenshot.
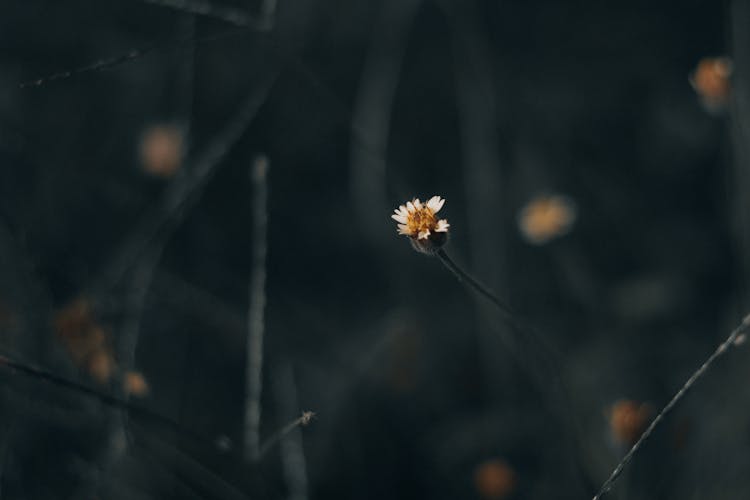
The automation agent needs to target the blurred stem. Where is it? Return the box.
[175,13,196,144]
[258,0,278,30]
[244,155,269,462]
[436,246,595,495]
[349,0,420,251]
[134,423,252,500]
[0,348,316,471]
[275,364,309,500]
[139,0,254,27]
[592,316,750,500]
[730,0,750,305]
[0,352,211,447]
[140,0,276,29]
[103,18,200,476]
[97,69,278,292]
[447,0,507,310]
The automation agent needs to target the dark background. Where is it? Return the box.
[0,0,748,499]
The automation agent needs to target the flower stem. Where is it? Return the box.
[244,155,269,462]
[435,248,518,327]
[435,248,596,495]
[592,315,750,500]
[0,351,206,446]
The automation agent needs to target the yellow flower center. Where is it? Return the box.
[407,207,437,236]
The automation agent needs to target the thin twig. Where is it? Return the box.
[19,28,245,89]
[592,315,750,500]
[134,446,206,500]
[140,0,255,27]
[20,1,275,88]
[133,423,252,500]
[257,411,315,460]
[435,247,596,494]
[275,363,309,500]
[99,246,165,489]
[20,46,157,88]
[118,251,164,378]
[244,155,269,461]
[435,249,519,327]
[0,352,210,446]
[0,350,318,477]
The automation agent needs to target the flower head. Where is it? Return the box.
[690,56,732,112]
[124,371,150,397]
[608,399,653,446]
[473,459,516,500]
[392,196,450,254]
[139,124,185,178]
[54,297,117,384]
[517,193,576,245]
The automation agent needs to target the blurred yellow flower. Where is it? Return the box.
[54,297,117,384]
[517,194,576,245]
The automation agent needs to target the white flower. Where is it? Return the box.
[392,196,450,253]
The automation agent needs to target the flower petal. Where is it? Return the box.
[391,214,408,223]
[406,201,416,213]
[434,197,446,213]
[436,219,450,232]
[418,229,430,240]
[426,196,440,212]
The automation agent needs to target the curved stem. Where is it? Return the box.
[433,247,593,495]
[435,248,518,327]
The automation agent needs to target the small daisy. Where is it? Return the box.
[392,196,450,254]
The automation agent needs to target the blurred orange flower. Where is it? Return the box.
[474,459,516,499]
[609,399,653,446]
[517,194,576,245]
[690,57,732,112]
[123,371,150,397]
[54,297,116,384]
[88,350,115,384]
[139,124,185,178]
